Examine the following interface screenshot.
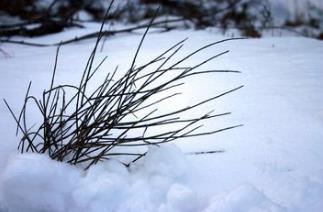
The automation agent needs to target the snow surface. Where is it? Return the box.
[0,25,323,211]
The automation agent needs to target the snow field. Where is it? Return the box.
[0,27,323,211]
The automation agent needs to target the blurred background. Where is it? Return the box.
[0,0,322,39]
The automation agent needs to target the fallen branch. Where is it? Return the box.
[0,18,185,47]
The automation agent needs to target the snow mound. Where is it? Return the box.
[0,145,288,212]
[0,153,81,212]
[0,145,197,212]
[203,184,286,212]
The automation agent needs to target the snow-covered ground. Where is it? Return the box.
[0,25,323,211]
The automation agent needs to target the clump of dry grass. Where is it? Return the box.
[4,5,243,169]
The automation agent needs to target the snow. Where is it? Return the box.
[1,24,323,211]
[0,153,80,211]
[202,184,285,212]
[0,145,202,211]
[0,145,289,212]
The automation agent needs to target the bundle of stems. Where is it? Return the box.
[4,6,242,169]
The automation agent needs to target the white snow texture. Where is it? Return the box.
[0,145,285,212]
[1,3,323,210]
